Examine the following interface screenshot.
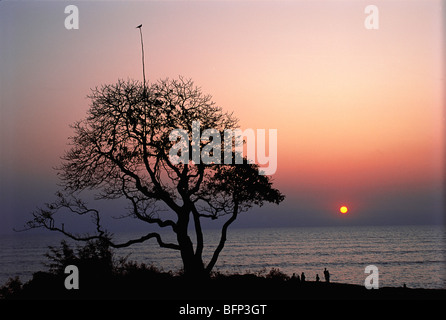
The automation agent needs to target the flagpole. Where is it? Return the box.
[136,24,146,92]
[136,24,147,136]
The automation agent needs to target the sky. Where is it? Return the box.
[0,0,444,235]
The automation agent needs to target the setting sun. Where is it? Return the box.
[340,206,348,214]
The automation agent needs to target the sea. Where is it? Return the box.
[1,225,445,290]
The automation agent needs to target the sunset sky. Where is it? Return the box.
[0,0,444,234]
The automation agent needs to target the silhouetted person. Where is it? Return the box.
[301,272,305,282]
[316,274,320,282]
[323,268,330,283]
[292,273,301,283]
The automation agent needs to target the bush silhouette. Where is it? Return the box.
[0,277,23,299]
[45,239,114,278]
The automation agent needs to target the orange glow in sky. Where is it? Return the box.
[0,0,444,230]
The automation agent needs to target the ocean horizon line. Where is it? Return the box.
[3,221,445,237]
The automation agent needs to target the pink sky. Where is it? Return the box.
[0,0,444,232]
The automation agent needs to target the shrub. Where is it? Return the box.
[45,238,114,277]
[265,268,290,281]
[0,277,23,299]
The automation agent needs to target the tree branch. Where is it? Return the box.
[20,192,180,251]
[110,232,180,250]
[120,176,177,232]
[205,201,239,273]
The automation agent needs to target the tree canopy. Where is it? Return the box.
[25,77,284,277]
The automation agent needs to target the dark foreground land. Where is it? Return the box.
[2,240,444,301]
[2,269,445,300]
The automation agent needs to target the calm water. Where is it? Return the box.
[1,225,445,289]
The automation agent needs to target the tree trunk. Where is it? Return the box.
[178,235,206,277]
[176,212,206,278]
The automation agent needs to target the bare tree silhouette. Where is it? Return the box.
[24,77,284,277]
